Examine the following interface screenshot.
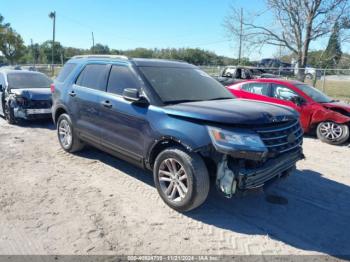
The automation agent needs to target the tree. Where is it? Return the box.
[0,27,25,64]
[224,0,350,80]
[323,22,342,68]
[92,43,110,54]
[40,41,64,64]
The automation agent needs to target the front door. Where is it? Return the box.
[270,83,310,130]
[98,64,149,165]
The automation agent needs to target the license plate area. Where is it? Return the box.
[26,108,52,114]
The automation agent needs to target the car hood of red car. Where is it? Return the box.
[321,101,350,113]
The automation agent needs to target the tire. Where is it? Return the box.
[316,121,349,145]
[305,73,314,80]
[4,102,16,125]
[57,113,84,153]
[153,147,210,212]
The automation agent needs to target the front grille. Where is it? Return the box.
[26,100,52,109]
[255,120,303,155]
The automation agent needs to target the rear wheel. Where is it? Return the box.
[316,121,349,145]
[57,113,84,152]
[153,147,210,212]
[4,103,16,125]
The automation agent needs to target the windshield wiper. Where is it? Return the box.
[207,97,233,101]
[163,99,203,105]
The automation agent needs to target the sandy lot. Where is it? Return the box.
[0,117,349,257]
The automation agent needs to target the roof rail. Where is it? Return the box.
[71,54,129,60]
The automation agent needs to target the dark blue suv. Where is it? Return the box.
[52,55,304,212]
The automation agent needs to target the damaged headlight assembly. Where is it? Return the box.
[208,127,268,197]
[208,126,267,159]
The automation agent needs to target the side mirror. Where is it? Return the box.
[123,88,148,105]
[290,96,305,106]
[0,84,3,92]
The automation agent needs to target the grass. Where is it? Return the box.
[306,79,350,103]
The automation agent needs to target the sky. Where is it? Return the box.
[1,0,348,60]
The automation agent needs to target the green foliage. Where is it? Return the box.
[91,43,110,54]
[0,27,25,64]
[323,22,342,68]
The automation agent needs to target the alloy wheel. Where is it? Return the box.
[158,158,188,202]
[58,119,73,148]
[319,122,343,141]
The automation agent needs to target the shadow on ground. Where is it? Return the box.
[76,147,350,258]
[17,119,55,130]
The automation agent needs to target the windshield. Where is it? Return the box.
[140,67,234,104]
[7,72,52,89]
[295,83,332,103]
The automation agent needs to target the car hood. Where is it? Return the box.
[163,99,298,125]
[10,88,52,101]
[322,101,350,113]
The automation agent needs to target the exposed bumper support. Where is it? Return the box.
[216,147,304,197]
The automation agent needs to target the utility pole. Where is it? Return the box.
[91,32,95,53]
[49,11,56,76]
[238,8,243,65]
[30,39,35,67]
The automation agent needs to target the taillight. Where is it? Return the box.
[50,83,55,93]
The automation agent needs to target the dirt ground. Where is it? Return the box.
[0,117,349,257]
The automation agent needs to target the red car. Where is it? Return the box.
[228,79,350,145]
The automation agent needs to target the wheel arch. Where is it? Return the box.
[146,137,195,170]
[54,105,69,124]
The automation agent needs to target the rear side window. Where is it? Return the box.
[76,64,108,91]
[242,83,270,96]
[107,65,139,95]
[56,63,77,82]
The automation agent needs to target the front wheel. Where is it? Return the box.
[57,113,85,152]
[153,147,210,212]
[316,121,349,145]
[4,103,16,125]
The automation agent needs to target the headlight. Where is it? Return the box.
[208,126,267,154]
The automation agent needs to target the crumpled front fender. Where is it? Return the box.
[311,108,350,126]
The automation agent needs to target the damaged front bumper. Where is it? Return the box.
[216,147,304,197]
[14,107,52,120]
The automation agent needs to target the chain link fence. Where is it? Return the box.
[6,64,350,102]
[200,66,350,102]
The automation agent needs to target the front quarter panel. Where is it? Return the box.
[310,106,350,126]
[145,106,212,152]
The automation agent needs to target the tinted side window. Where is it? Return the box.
[272,84,299,101]
[76,64,108,91]
[56,63,77,82]
[107,65,139,95]
[242,83,269,96]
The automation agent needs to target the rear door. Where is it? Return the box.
[98,64,149,165]
[238,82,271,100]
[70,63,110,144]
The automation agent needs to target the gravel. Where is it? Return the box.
[0,118,349,257]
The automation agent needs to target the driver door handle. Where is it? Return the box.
[68,91,76,97]
[102,100,112,108]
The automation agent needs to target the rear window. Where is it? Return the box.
[56,63,77,82]
[7,73,52,89]
[76,64,108,91]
